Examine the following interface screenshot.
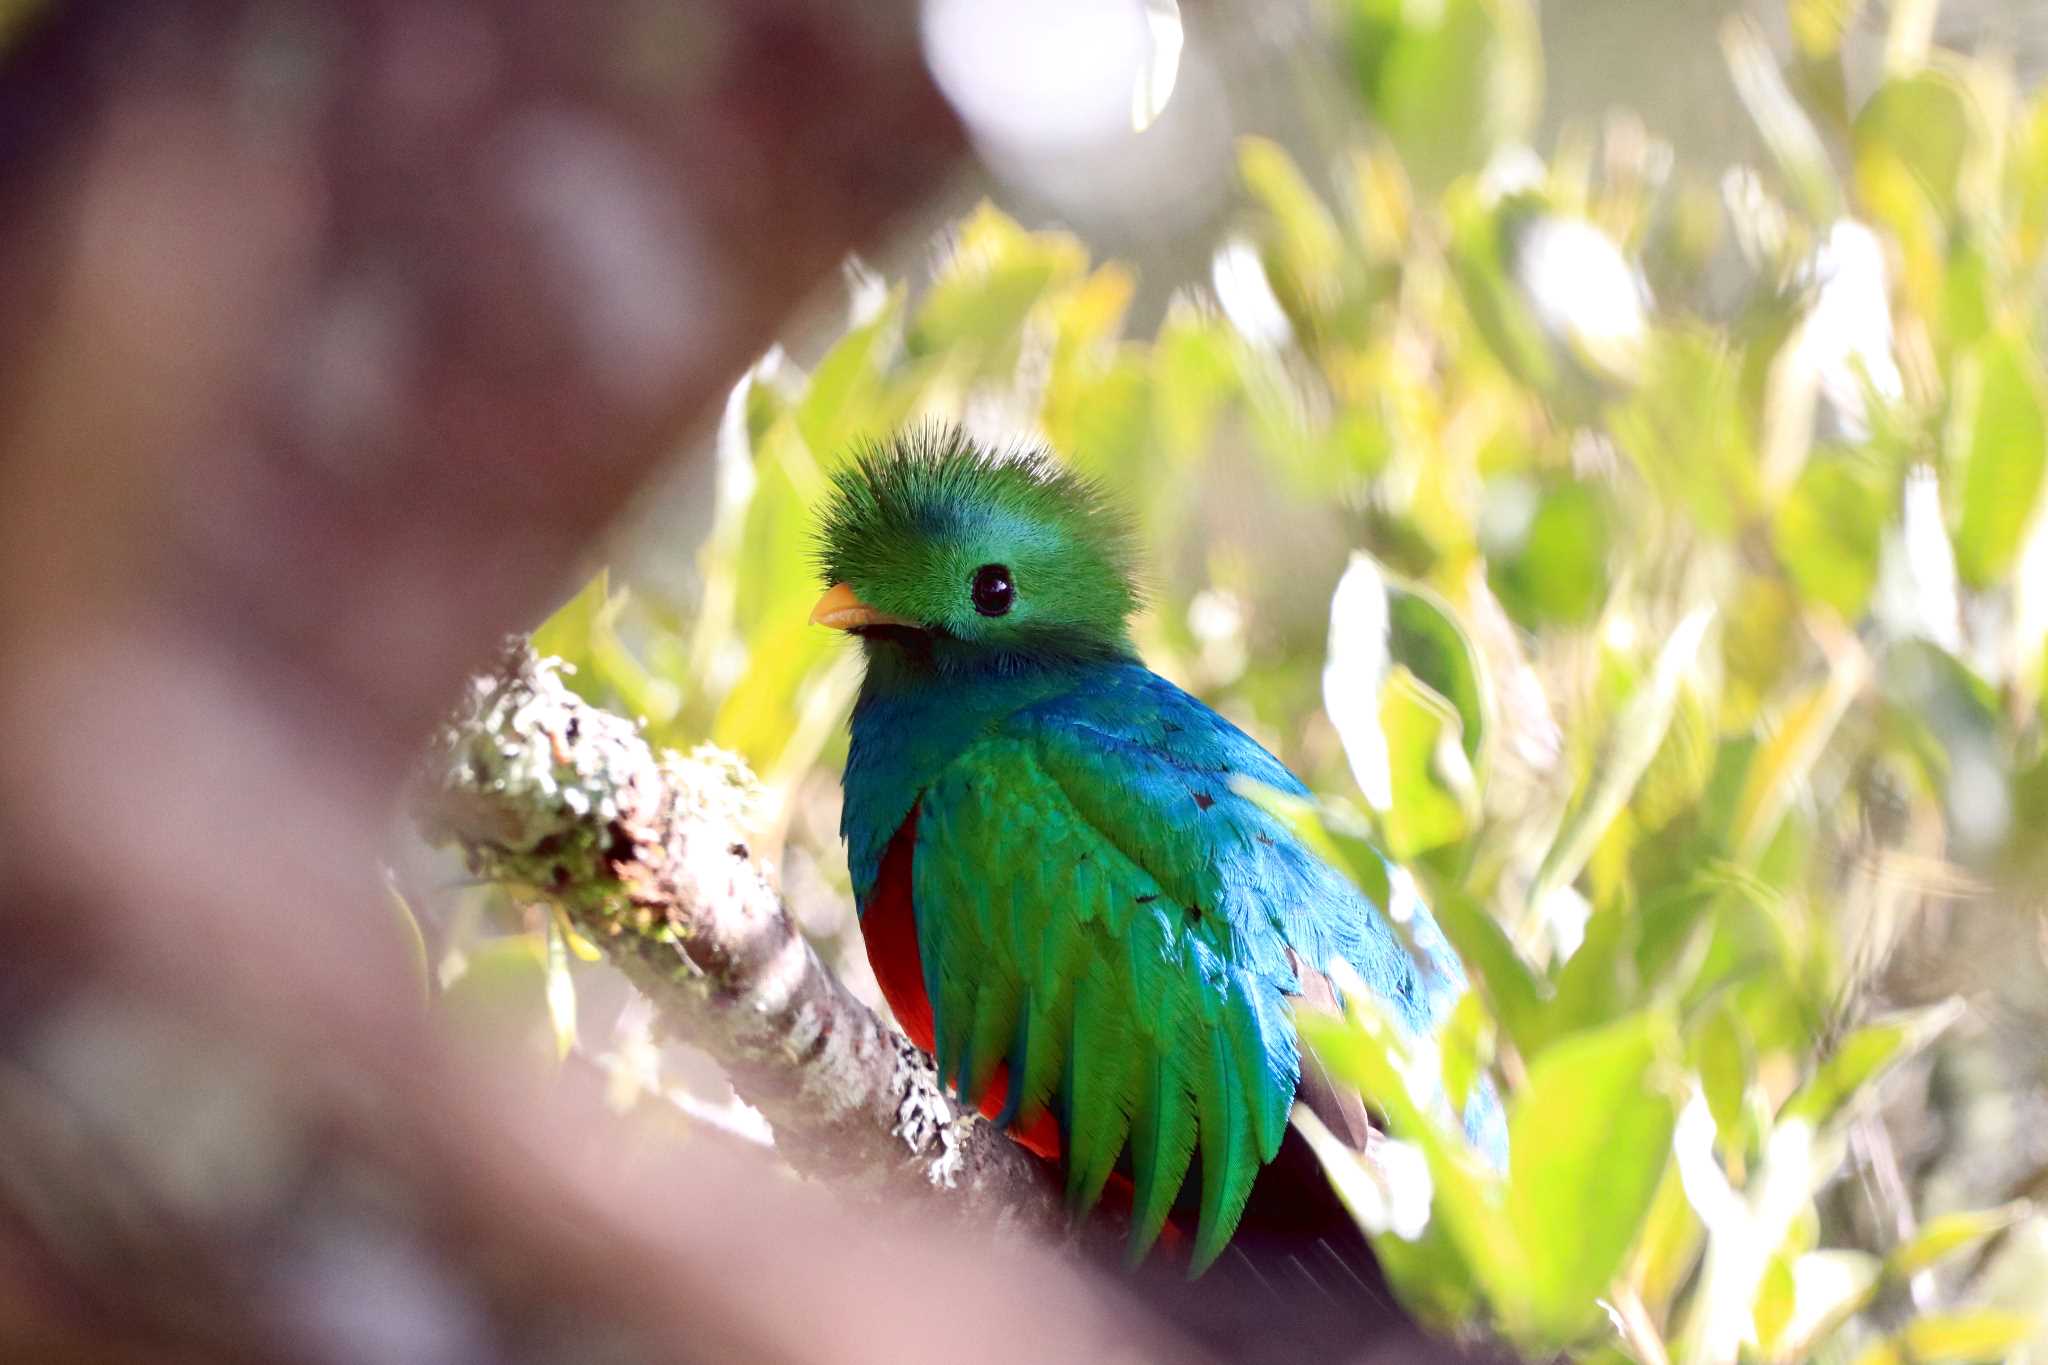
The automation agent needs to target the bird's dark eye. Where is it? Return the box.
[970,563,1015,617]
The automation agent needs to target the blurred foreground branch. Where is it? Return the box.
[417,643,1065,1229]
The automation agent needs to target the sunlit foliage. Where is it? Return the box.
[473,0,2048,1358]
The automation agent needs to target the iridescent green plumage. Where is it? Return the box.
[820,428,1497,1271]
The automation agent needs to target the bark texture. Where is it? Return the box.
[416,643,1065,1228]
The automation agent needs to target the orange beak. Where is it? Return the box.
[809,582,923,632]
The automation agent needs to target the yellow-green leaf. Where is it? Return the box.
[1949,330,2048,587]
[1897,1309,2038,1362]
[1780,997,1964,1128]
[1888,1202,2034,1279]
[1506,1011,1681,1344]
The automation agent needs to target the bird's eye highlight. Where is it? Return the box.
[970,563,1015,617]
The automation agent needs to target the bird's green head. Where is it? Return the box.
[812,427,1140,675]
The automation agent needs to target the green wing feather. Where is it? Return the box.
[912,734,1280,1270]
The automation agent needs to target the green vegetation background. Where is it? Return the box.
[449,2,2048,1360]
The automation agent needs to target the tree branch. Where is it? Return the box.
[415,641,1065,1232]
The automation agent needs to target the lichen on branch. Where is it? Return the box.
[414,641,1063,1229]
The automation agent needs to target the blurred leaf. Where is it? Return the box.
[439,933,558,1069]
[1780,997,1964,1128]
[548,903,604,963]
[1635,684,1717,832]
[1722,15,1840,221]
[1772,454,1891,618]
[909,203,1085,363]
[1486,479,1614,627]
[1720,576,1800,729]
[1691,1001,1750,1140]
[1390,583,1489,765]
[1340,0,1542,193]
[2014,89,2048,273]
[1292,1109,1483,1324]
[1533,607,1713,916]
[1298,995,1526,1313]
[1731,634,1868,861]
[1887,1202,2034,1279]
[1326,555,1491,813]
[1439,990,1490,1118]
[1506,1011,1681,1343]
[1894,1309,2038,1362]
[1378,667,1479,858]
[1345,143,1414,260]
[1325,552,1398,810]
[544,915,577,1061]
[590,592,682,732]
[795,284,906,459]
[383,873,431,1006]
[1044,351,1151,487]
[534,570,610,693]
[1632,1159,1707,1315]
[1853,69,1980,222]
[1948,329,2048,587]
[1789,0,1865,61]
[1755,1250,1798,1352]
[1239,137,1346,331]
[1612,329,1758,535]
[1430,887,1545,1058]
[1937,228,1998,354]
[1773,1249,1882,1357]
[1450,191,1559,393]
[1151,310,1240,460]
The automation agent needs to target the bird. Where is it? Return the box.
[811,426,1502,1278]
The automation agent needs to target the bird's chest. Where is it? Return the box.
[840,677,1044,905]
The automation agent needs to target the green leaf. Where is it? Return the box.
[1773,1249,1882,1357]
[1151,310,1240,460]
[1690,1001,1750,1140]
[1238,137,1346,331]
[1897,1309,2038,1362]
[1044,352,1151,488]
[1888,1202,2034,1279]
[1429,887,1545,1059]
[1449,190,1558,393]
[1291,1109,1485,1324]
[1772,454,1892,618]
[1377,667,1479,858]
[1789,0,1866,60]
[908,203,1086,363]
[1949,329,2048,587]
[795,283,905,459]
[1731,639,1869,861]
[1505,1011,1682,1343]
[1853,69,1981,222]
[1754,1250,1799,1352]
[1324,554,1491,813]
[1532,606,1714,917]
[1340,0,1542,193]
[533,571,610,690]
[1780,997,1964,1128]
[1486,478,1614,627]
[1389,579,1491,766]
[1298,993,1527,1318]
[1611,329,1759,536]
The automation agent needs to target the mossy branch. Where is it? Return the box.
[414,641,1064,1230]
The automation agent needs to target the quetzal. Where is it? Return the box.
[812,428,1501,1274]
